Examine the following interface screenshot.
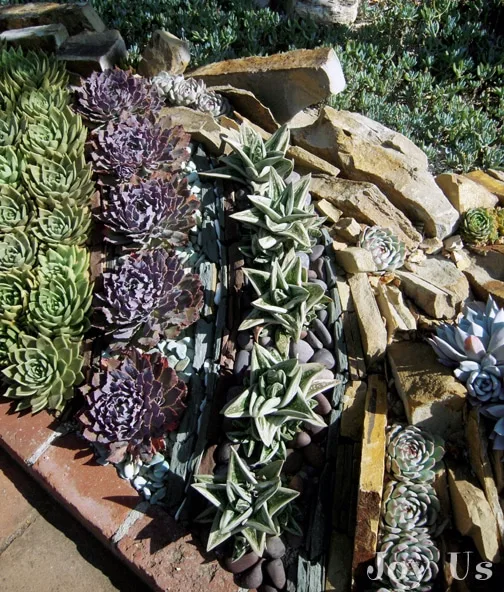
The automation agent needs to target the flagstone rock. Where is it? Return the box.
[159,106,226,154]
[435,172,499,213]
[333,247,377,274]
[57,30,127,76]
[388,341,466,439]
[340,380,367,440]
[331,217,361,243]
[374,282,416,342]
[211,86,279,133]
[464,251,504,307]
[189,48,346,123]
[137,30,190,77]
[293,108,459,238]
[315,199,342,224]
[488,169,504,183]
[0,23,68,52]
[465,170,504,203]
[286,0,360,24]
[309,175,422,250]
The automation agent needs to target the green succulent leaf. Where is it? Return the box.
[31,200,91,247]
[0,268,35,322]
[0,109,19,146]
[0,185,31,234]
[0,145,22,187]
[15,88,70,123]
[0,229,37,271]
[0,319,20,367]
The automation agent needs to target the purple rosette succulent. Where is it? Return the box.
[99,177,199,248]
[79,349,187,462]
[89,115,190,182]
[93,248,203,350]
[74,68,163,125]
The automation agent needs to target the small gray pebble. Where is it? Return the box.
[233,349,250,375]
[259,335,273,348]
[318,368,335,380]
[317,309,328,324]
[235,560,264,589]
[312,278,328,291]
[225,551,260,574]
[310,348,336,369]
[312,257,325,279]
[291,431,311,449]
[296,251,310,270]
[289,340,314,364]
[265,558,286,589]
[310,244,325,262]
[314,393,332,416]
[305,330,323,350]
[283,450,303,474]
[313,318,333,347]
[265,536,286,559]
[285,170,301,185]
[307,269,318,280]
[237,331,253,351]
[214,441,232,464]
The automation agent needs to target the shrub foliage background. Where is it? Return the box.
[3,0,503,171]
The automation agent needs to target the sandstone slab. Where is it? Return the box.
[294,109,459,238]
[309,174,422,250]
[448,463,501,562]
[375,282,416,342]
[488,169,504,183]
[0,2,105,35]
[57,30,127,76]
[211,86,279,133]
[340,380,367,441]
[333,247,377,274]
[388,341,466,439]
[189,48,346,123]
[348,273,387,366]
[465,170,504,203]
[0,23,68,52]
[287,0,360,24]
[137,30,190,77]
[464,253,504,307]
[315,199,343,223]
[435,172,499,213]
[331,218,361,243]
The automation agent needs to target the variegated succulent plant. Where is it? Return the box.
[381,480,440,534]
[192,448,299,556]
[222,344,337,458]
[358,225,406,273]
[239,249,331,345]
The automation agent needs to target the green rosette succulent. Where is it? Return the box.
[378,530,440,591]
[22,154,94,209]
[222,344,338,458]
[2,333,84,413]
[202,122,293,192]
[0,145,21,187]
[0,229,37,271]
[0,185,31,234]
[382,480,440,534]
[0,110,19,146]
[0,268,35,322]
[19,107,87,164]
[0,319,20,367]
[386,425,444,484]
[37,244,90,284]
[460,207,498,246]
[192,448,299,557]
[15,88,70,123]
[240,249,331,344]
[231,170,324,264]
[495,207,504,238]
[31,201,91,247]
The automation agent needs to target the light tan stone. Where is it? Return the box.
[388,341,466,439]
[348,273,387,365]
[352,375,387,575]
[419,237,444,254]
[293,108,459,238]
[340,380,367,440]
[57,30,127,76]
[331,217,361,243]
[137,30,190,77]
[315,199,342,223]
[488,169,504,183]
[333,247,377,274]
[0,23,68,52]
[309,175,422,250]
[464,260,504,308]
[213,86,279,132]
[287,0,360,24]
[435,172,499,213]
[465,170,504,203]
[189,48,346,123]
[448,463,501,562]
[375,282,416,342]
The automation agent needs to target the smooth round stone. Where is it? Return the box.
[304,422,328,442]
[233,349,250,375]
[305,330,323,350]
[317,309,328,324]
[310,348,336,369]
[289,340,314,364]
[236,331,253,351]
[291,431,311,449]
[314,393,332,416]
[312,278,328,291]
[265,536,286,560]
[296,251,310,270]
[312,257,325,279]
[288,474,304,494]
[265,559,287,589]
[310,244,325,262]
[285,170,301,185]
[303,443,325,469]
[307,269,318,280]
[318,368,335,380]
[214,441,232,464]
[225,551,260,574]
[259,335,273,348]
[312,318,333,348]
[235,559,264,589]
[282,449,303,474]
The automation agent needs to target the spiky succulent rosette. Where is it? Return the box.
[377,530,440,591]
[460,207,498,246]
[19,106,87,164]
[222,344,337,452]
[99,177,199,248]
[15,88,70,122]
[202,122,293,192]
[382,480,440,534]
[2,333,84,413]
[37,244,90,284]
[239,249,331,344]
[0,319,20,367]
[194,89,231,117]
[0,268,35,322]
[427,297,504,404]
[0,185,31,234]
[0,229,37,271]
[79,349,187,463]
[89,115,190,182]
[93,248,203,350]
[193,448,299,556]
[74,68,163,125]
[0,110,19,145]
[31,201,91,247]
[22,154,94,209]
[0,145,21,187]
[386,425,444,484]
[359,225,406,272]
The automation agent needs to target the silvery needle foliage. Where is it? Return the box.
[192,447,299,556]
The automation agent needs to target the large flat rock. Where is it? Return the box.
[293,108,459,238]
[189,48,346,123]
[0,23,68,52]
[436,172,499,213]
[57,30,127,76]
